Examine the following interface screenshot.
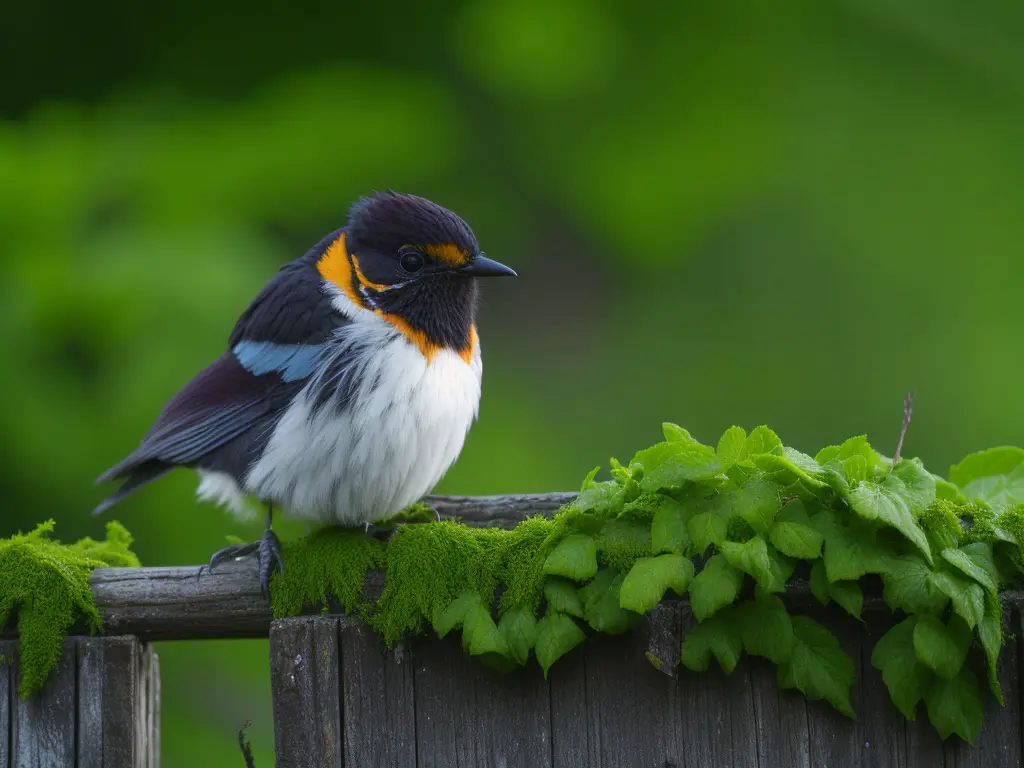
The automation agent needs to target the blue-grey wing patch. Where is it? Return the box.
[232,340,326,383]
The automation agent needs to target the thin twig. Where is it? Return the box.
[238,721,256,768]
[893,391,915,464]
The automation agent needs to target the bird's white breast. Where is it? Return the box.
[240,311,482,526]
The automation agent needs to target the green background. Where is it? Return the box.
[3,0,1022,763]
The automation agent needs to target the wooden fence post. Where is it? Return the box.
[0,636,159,768]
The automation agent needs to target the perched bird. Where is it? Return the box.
[94,192,516,592]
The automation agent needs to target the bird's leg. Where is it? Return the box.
[204,505,284,597]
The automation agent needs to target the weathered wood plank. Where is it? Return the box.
[749,657,810,768]
[550,607,688,768]
[270,617,342,768]
[413,632,551,767]
[12,639,76,767]
[805,607,864,768]
[858,613,907,768]
[338,616,416,767]
[0,640,12,768]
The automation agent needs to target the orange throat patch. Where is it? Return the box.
[317,233,476,364]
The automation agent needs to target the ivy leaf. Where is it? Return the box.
[871,616,932,720]
[810,560,830,605]
[927,570,985,630]
[580,570,637,634]
[949,447,1024,510]
[934,475,968,504]
[663,422,696,444]
[720,536,773,587]
[978,592,1004,704]
[818,515,893,582]
[544,577,584,618]
[754,449,828,490]
[634,442,720,492]
[913,614,972,680]
[755,544,796,596]
[651,498,690,555]
[717,426,748,471]
[575,468,627,516]
[777,616,855,718]
[681,610,742,674]
[842,455,869,485]
[688,506,728,554]
[461,600,510,657]
[941,543,999,592]
[770,500,824,559]
[619,554,694,614]
[890,458,937,510]
[882,555,949,614]
[534,612,585,676]
[745,425,783,456]
[924,668,983,743]
[689,554,745,621]
[848,476,932,562]
[736,595,794,664]
[432,592,479,638]
[543,534,598,581]
[720,476,780,535]
[828,580,863,621]
[498,604,538,665]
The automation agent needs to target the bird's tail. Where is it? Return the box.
[92,461,173,516]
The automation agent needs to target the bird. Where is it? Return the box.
[93,191,516,593]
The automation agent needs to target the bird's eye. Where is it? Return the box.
[400,250,425,273]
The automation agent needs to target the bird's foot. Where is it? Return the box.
[203,528,284,597]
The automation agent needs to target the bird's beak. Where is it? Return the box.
[461,255,517,277]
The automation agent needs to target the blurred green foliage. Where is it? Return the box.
[3,0,1024,762]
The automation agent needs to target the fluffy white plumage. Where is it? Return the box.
[196,283,482,526]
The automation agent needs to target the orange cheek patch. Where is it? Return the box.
[317,233,363,306]
[424,243,468,265]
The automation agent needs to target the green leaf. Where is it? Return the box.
[688,507,728,554]
[633,441,720,492]
[842,455,869,485]
[651,498,690,555]
[754,450,828,490]
[544,577,584,618]
[913,614,972,680]
[681,610,742,674]
[934,475,968,503]
[810,560,830,605]
[891,458,937,510]
[818,515,893,582]
[941,543,999,592]
[924,668,983,743]
[871,616,932,720]
[544,534,598,581]
[950,447,1024,510]
[745,425,783,456]
[662,422,695,444]
[828,580,863,620]
[882,555,949,614]
[848,477,932,562]
[619,554,694,614]
[979,592,1003,704]
[534,612,586,676]
[736,595,793,664]
[777,616,855,718]
[927,570,985,629]
[575,472,628,516]
[498,603,537,665]
[717,426,748,471]
[461,601,509,657]
[721,476,780,535]
[689,554,745,621]
[432,592,479,637]
[770,500,824,559]
[755,544,796,596]
[580,570,637,634]
[720,536,773,587]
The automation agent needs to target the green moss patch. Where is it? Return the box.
[0,520,140,696]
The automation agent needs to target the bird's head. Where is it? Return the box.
[316,191,515,361]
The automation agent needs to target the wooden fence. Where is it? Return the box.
[2,494,1023,767]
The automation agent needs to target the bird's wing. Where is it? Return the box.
[95,254,349,509]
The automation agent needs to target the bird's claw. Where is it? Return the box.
[201,528,283,597]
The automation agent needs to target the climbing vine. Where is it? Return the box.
[273,423,1024,744]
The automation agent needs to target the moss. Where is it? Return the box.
[0,520,140,697]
